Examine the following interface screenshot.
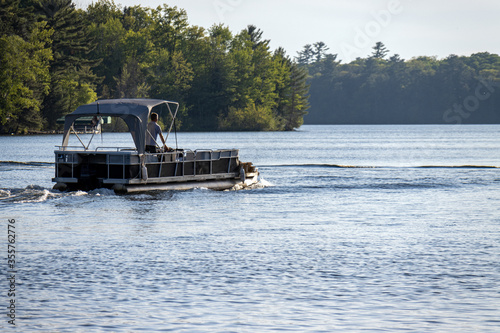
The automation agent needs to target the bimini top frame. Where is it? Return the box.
[61,99,179,154]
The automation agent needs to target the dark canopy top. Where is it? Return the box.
[61,99,179,154]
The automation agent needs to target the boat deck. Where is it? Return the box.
[53,147,253,192]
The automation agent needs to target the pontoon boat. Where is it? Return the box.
[52,99,259,193]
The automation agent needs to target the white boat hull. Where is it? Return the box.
[111,173,259,193]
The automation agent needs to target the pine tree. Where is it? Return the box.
[313,41,329,63]
[35,0,99,128]
[371,41,389,59]
[186,24,235,131]
[274,49,310,130]
[296,44,314,66]
[283,63,309,130]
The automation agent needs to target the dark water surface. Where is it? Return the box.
[1,125,500,332]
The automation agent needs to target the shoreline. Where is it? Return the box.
[2,123,500,136]
[0,130,63,136]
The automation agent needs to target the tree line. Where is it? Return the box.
[3,0,499,135]
[299,42,500,124]
[0,0,308,134]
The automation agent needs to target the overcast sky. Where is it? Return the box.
[80,0,500,62]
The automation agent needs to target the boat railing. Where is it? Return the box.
[142,149,239,178]
[97,147,137,152]
[55,145,87,151]
[144,149,239,179]
[54,148,240,183]
[55,146,137,152]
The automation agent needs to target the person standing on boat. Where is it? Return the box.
[146,112,171,153]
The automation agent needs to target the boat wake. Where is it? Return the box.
[227,177,273,191]
[257,178,274,187]
[261,163,376,169]
[0,161,54,167]
[0,179,271,203]
[262,163,500,169]
[0,185,62,204]
[419,165,500,169]
[3,161,498,170]
[0,185,115,204]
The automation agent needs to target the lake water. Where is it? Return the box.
[1,125,500,332]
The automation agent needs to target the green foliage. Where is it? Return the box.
[273,50,309,130]
[150,5,188,55]
[36,0,100,129]
[5,2,500,133]
[0,0,309,133]
[219,104,278,131]
[114,60,149,98]
[147,49,193,102]
[0,20,53,133]
[371,42,389,59]
[303,42,500,124]
[184,24,235,131]
[282,63,309,130]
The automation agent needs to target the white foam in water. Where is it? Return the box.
[88,188,117,196]
[17,188,58,203]
[37,189,52,202]
[72,190,89,197]
[258,178,274,187]
[0,189,12,197]
[226,178,273,191]
[0,185,90,203]
[25,184,46,191]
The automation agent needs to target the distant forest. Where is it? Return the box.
[299,42,500,124]
[2,1,500,135]
[0,0,308,134]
